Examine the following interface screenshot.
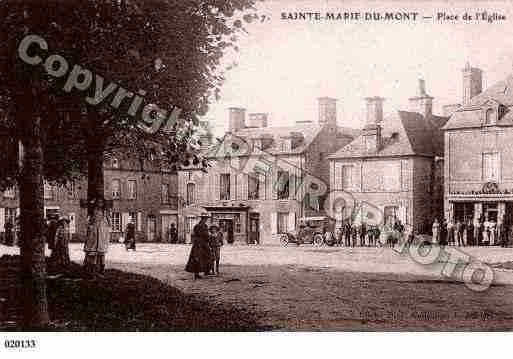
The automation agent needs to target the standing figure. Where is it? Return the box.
[456,219,465,246]
[50,217,71,270]
[489,218,497,246]
[466,219,474,246]
[351,224,358,247]
[344,221,351,247]
[440,219,448,246]
[474,217,483,246]
[360,223,367,247]
[482,217,491,246]
[432,218,440,244]
[209,225,224,275]
[185,213,212,279]
[46,216,58,252]
[125,221,136,251]
[84,210,111,274]
[447,219,455,246]
[169,223,177,243]
[4,221,13,246]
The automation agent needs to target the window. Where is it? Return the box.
[277,212,289,234]
[186,183,195,205]
[340,165,353,190]
[485,109,494,125]
[3,187,15,199]
[112,158,120,169]
[382,162,401,191]
[128,212,137,229]
[127,180,137,199]
[111,179,121,199]
[234,214,241,233]
[248,175,259,200]
[277,170,289,199]
[5,208,16,226]
[384,206,398,226]
[111,212,121,232]
[44,182,53,200]
[67,181,76,198]
[483,152,499,181]
[161,183,170,204]
[220,173,230,200]
[319,152,324,161]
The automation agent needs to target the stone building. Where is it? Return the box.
[443,64,513,225]
[328,80,447,233]
[0,157,178,243]
[177,98,359,244]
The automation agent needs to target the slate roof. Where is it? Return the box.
[205,122,359,158]
[443,74,513,130]
[328,111,448,159]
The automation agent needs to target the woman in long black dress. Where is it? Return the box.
[185,213,212,279]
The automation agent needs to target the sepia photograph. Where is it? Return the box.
[1,0,513,355]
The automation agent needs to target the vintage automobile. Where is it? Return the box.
[280,216,335,246]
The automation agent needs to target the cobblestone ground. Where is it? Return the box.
[3,243,513,330]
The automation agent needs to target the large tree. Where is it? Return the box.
[0,0,259,328]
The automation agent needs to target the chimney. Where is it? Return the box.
[409,79,433,118]
[462,62,482,105]
[228,107,246,132]
[365,96,385,125]
[199,120,212,152]
[362,97,384,153]
[317,97,337,126]
[247,113,268,128]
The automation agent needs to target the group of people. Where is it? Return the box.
[328,219,407,247]
[432,217,511,247]
[185,212,224,279]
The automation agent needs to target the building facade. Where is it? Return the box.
[177,98,359,244]
[328,80,447,233]
[0,157,178,243]
[443,64,513,225]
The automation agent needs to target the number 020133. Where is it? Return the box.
[4,339,36,349]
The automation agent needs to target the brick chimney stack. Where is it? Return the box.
[228,107,246,133]
[317,97,337,126]
[365,96,385,125]
[409,79,433,118]
[462,62,483,105]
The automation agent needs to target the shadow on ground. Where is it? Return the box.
[0,255,271,331]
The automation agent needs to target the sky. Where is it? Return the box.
[204,0,513,136]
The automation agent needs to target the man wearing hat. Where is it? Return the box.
[185,212,212,279]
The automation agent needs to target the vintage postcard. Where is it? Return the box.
[1,0,513,356]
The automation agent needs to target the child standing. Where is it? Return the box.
[209,225,224,275]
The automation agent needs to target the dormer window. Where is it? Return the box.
[485,108,494,125]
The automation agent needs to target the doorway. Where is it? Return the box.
[147,216,156,242]
[249,213,260,244]
[161,214,178,242]
[483,203,498,222]
[219,219,234,244]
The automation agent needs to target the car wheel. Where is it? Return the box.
[280,234,289,246]
[313,234,324,246]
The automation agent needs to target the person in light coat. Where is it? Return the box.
[84,210,111,274]
[432,218,440,244]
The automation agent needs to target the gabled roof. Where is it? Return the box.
[328,111,447,159]
[204,122,359,158]
[443,74,513,130]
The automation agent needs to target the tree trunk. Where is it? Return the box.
[19,116,50,329]
[85,115,105,272]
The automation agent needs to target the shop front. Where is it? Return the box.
[203,204,251,244]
